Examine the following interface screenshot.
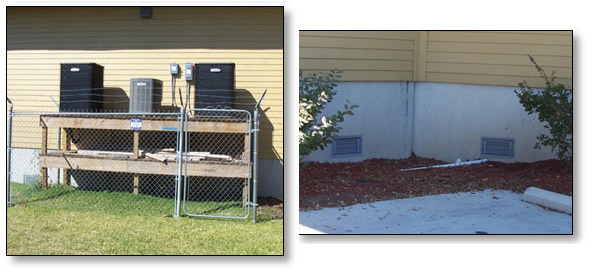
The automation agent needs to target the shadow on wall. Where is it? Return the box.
[102,87,129,112]
[6,6,283,51]
[234,89,279,161]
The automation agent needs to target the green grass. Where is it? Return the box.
[7,183,283,255]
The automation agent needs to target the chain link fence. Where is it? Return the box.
[7,111,182,217]
[7,89,264,221]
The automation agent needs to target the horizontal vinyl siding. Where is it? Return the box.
[7,6,283,160]
[299,31,415,81]
[300,31,572,88]
[425,31,572,87]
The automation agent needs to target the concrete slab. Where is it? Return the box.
[299,189,572,234]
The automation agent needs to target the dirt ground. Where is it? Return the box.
[257,197,284,219]
[299,154,572,211]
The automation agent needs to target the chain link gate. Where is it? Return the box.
[181,108,253,220]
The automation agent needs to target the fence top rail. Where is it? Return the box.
[37,114,249,133]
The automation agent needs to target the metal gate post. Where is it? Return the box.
[252,89,266,223]
[174,107,184,218]
[7,98,14,207]
[252,107,259,223]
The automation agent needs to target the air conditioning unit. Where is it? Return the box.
[129,78,163,113]
[60,63,104,112]
[194,63,235,109]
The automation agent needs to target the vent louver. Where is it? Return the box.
[481,137,514,158]
[332,136,362,157]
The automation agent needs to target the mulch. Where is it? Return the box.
[299,154,572,211]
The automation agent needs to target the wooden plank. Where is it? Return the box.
[133,176,139,194]
[39,154,249,178]
[243,134,250,162]
[76,150,138,157]
[39,116,249,133]
[185,121,249,133]
[62,128,71,186]
[41,125,48,189]
[145,152,168,162]
[133,131,139,159]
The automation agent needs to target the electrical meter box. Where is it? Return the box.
[129,78,163,113]
[185,63,193,81]
[170,63,179,75]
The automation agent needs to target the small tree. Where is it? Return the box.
[515,55,572,163]
[299,70,358,159]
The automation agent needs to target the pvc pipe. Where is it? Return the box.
[400,158,488,172]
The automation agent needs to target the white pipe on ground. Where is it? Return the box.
[400,158,488,171]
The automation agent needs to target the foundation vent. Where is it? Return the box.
[481,137,514,158]
[332,136,362,157]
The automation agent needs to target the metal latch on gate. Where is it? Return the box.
[246,202,259,207]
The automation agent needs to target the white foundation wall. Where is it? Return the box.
[302,82,414,162]
[302,81,558,164]
[412,82,556,163]
[257,159,284,199]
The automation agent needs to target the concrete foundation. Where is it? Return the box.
[303,82,414,162]
[412,82,555,163]
[303,81,557,163]
[257,159,284,199]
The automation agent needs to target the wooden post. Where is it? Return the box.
[133,131,140,194]
[62,128,71,187]
[41,125,48,189]
[243,133,251,207]
[133,176,140,195]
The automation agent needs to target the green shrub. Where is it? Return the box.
[299,70,358,159]
[515,55,573,163]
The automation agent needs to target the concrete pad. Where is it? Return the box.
[299,189,572,234]
[522,187,572,214]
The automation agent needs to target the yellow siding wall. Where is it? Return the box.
[425,31,572,88]
[300,31,572,88]
[7,7,283,160]
[299,31,415,81]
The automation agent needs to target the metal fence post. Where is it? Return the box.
[174,107,184,218]
[7,98,14,207]
[252,107,259,223]
[252,89,266,223]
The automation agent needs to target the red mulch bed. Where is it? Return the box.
[299,154,572,211]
